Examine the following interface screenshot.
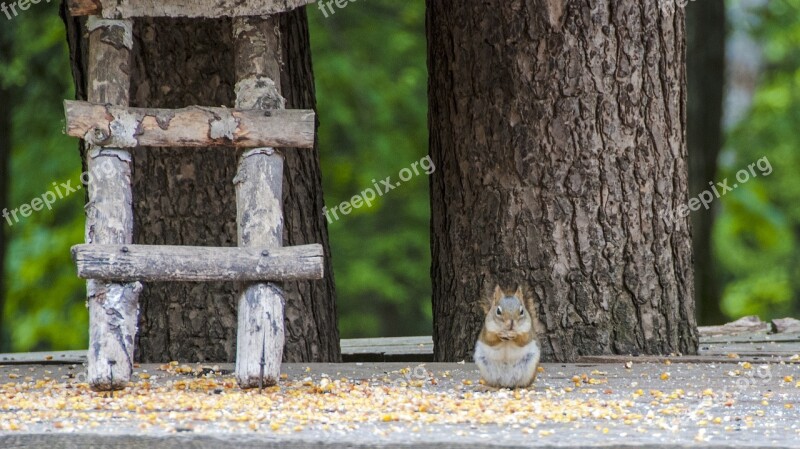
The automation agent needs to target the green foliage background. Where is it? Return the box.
[714,0,800,320]
[1,4,86,351]
[309,2,431,338]
[0,0,798,351]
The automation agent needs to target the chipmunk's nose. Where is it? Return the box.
[508,320,515,330]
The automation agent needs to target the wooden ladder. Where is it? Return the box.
[64,0,320,391]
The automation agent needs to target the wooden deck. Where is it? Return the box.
[2,360,800,448]
[1,317,799,448]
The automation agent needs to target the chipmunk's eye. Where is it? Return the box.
[495,307,502,316]
[519,307,524,317]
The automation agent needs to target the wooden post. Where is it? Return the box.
[233,17,287,388]
[84,17,141,391]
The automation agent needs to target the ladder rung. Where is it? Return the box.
[72,244,324,282]
[68,0,315,18]
[64,101,315,149]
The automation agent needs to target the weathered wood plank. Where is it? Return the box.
[340,336,433,349]
[84,17,141,392]
[699,343,800,355]
[73,244,324,282]
[577,354,800,364]
[339,337,434,363]
[64,101,315,149]
[68,0,315,18]
[773,317,800,333]
[233,16,287,389]
[700,332,800,345]
[698,315,772,337]
[0,350,87,365]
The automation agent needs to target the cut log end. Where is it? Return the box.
[68,0,101,16]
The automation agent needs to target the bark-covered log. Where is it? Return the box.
[87,280,141,390]
[234,147,288,387]
[83,17,142,391]
[233,16,287,389]
[67,0,314,18]
[73,244,324,282]
[427,0,698,362]
[64,101,315,149]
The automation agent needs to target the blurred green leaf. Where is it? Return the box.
[715,0,800,321]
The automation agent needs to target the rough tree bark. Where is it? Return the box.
[428,0,699,362]
[686,0,726,325]
[62,5,340,363]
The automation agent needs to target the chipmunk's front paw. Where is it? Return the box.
[473,383,501,393]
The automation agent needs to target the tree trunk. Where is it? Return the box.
[686,0,726,325]
[0,26,12,351]
[428,0,698,362]
[62,6,340,363]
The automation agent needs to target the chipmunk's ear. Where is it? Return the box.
[514,285,534,313]
[492,285,504,303]
[482,284,503,314]
[513,285,524,302]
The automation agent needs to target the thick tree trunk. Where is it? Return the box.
[428,0,698,362]
[0,26,12,350]
[686,0,726,325]
[62,6,340,363]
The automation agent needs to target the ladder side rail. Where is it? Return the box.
[233,16,288,389]
[84,17,142,391]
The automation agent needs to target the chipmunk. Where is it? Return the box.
[474,285,540,388]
